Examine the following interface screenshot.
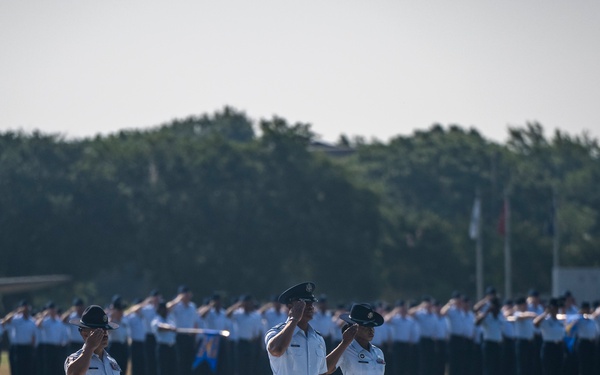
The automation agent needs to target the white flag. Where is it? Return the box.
[469,197,481,240]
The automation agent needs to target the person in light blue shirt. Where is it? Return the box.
[124,297,147,375]
[167,285,198,375]
[64,305,121,375]
[475,297,503,375]
[152,301,178,375]
[572,302,597,375]
[334,304,385,375]
[2,300,37,375]
[265,282,357,375]
[512,297,537,375]
[534,298,565,375]
[36,301,68,375]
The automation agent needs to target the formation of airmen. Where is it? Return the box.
[1,283,600,375]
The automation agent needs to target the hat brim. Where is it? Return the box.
[277,282,318,304]
[278,295,318,304]
[339,312,384,327]
[69,318,119,330]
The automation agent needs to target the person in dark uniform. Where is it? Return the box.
[533,298,565,375]
[107,295,129,373]
[64,305,122,375]
[1,300,37,375]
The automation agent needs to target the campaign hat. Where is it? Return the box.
[340,303,384,327]
[278,282,318,304]
[69,305,118,330]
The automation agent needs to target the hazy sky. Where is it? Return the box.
[1,1,599,144]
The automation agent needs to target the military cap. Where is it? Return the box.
[340,303,384,327]
[69,305,118,330]
[178,284,190,294]
[278,282,318,304]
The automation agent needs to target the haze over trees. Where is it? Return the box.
[1,107,598,308]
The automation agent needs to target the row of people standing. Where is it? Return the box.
[3,284,600,375]
[0,298,87,375]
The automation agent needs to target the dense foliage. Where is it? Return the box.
[1,108,598,309]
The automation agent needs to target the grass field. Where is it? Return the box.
[1,351,8,375]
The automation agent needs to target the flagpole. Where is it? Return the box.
[475,192,483,301]
[504,192,512,299]
[552,189,560,297]
[469,191,484,300]
[552,190,559,269]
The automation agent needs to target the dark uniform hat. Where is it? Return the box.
[69,305,119,330]
[178,284,191,294]
[278,282,318,304]
[340,304,384,327]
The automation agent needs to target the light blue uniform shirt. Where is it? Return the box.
[38,316,67,345]
[64,348,122,374]
[413,310,438,338]
[170,301,198,329]
[265,319,327,375]
[124,312,146,342]
[480,313,504,342]
[388,315,416,343]
[574,317,598,340]
[152,315,177,346]
[539,317,565,342]
[336,340,385,375]
[513,312,535,340]
[445,307,465,336]
[5,314,37,345]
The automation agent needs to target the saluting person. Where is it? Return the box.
[265,282,358,375]
[2,300,37,375]
[533,298,565,375]
[64,305,122,375]
[333,303,386,375]
[107,296,129,373]
[151,301,178,375]
[36,301,68,375]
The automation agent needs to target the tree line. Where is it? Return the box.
[1,107,599,310]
